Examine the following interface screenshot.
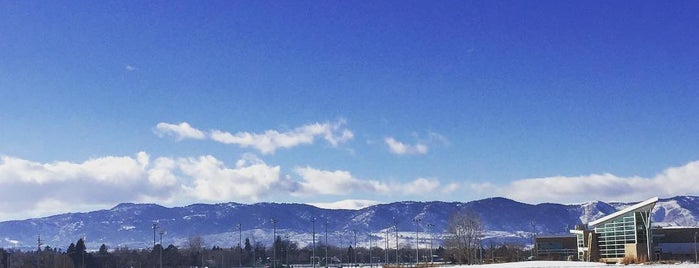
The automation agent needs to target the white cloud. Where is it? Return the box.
[385,137,428,155]
[293,167,390,195]
[179,155,282,202]
[400,177,440,195]
[155,120,353,154]
[292,167,455,198]
[210,120,353,154]
[125,65,137,71]
[486,160,699,204]
[442,182,461,193]
[154,122,206,140]
[0,152,285,221]
[308,199,380,210]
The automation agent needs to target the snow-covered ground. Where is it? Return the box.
[440,261,699,268]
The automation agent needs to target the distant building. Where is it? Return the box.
[653,226,699,261]
[534,235,577,261]
[565,197,699,263]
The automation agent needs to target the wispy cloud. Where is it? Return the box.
[384,137,428,155]
[125,65,137,71]
[471,160,699,204]
[154,122,206,140]
[156,120,353,154]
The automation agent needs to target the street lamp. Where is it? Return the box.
[152,221,159,247]
[531,221,536,260]
[368,233,372,268]
[385,227,389,265]
[337,233,344,265]
[413,218,421,265]
[427,223,435,264]
[311,218,316,268]
[325,220,329,268]
[272,218,278,268]
[238,223,242,268]
[393,218,399,265]
[159,230,165,268]
[353,229,358,267]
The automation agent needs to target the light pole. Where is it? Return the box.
[285,234,290,268]
[338,233,344,265]
[393,218,399,265]
[369,233,373,268]
[325,220,329,268]
[353,229,357,268]
[413,218,421,265]
[312,218,316,268]
[238,223,242,268]
[385,227,389,265]
[152,221,159,247]
[531,221,536,260]
[427,223,434,264]
[159,230,165,268]
[272,218,278,268]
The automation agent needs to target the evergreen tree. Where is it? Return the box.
[244,238,253,265]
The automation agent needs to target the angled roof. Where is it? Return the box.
[589,197,659,227]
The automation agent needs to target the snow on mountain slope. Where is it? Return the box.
[0,196,696,250]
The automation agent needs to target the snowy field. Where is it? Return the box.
[439,261,699,268]
[368,262,699,268]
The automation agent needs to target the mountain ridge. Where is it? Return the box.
[0,196,696,251]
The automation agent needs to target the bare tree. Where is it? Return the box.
[187,236,205,251]
[445,209,483,264]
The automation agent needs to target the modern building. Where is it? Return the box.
[570,197,657,263]
[568,197,698,263]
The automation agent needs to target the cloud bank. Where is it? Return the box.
[471,160,699,204]
[156,120,353,154]
[0,152,449,221]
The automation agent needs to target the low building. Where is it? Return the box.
[653,226,699,261]
[534,235,577,261]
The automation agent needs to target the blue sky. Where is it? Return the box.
[1,1,699,221]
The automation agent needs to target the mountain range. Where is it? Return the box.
[0,196,697,251]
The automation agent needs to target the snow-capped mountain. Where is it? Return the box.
[0,196,696,251]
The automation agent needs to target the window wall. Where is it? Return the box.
[594,212,637,259]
